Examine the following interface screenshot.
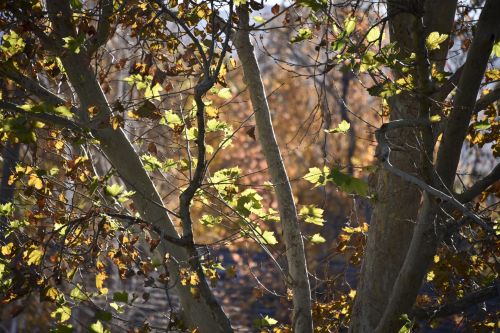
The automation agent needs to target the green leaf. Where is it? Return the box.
[62,35,85,54]
[261,230,278,245]
[299,205,325,226]
[492,40,500,57]
[310,233,326,243]
[303,166,330,187]
[426,32,448,51]
[330,168,368,196]
[105,184,123,197]
[160,110,182,128]
[54,106,73,118]
[200,215,222,227]
[291,28,313,43]
[144,82,163,101]
[324,120,350,134]
[1,30,25,58]
[344,16,356,35]
[253,315,278,328]
[109,302,124,313]
[366,27,381,43]
[70,0,83,9]
[297,0,326,11]
[217,87,232,100]
[0,202,14,217]
[113,291,128,303]
[70,284,88,302]
[90,321,110,333]
[474,121,491,131]
[253,16,266,23]
[141,154,162,171]
[51,305,72,323]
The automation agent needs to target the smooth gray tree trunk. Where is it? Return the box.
[233,6,313,332]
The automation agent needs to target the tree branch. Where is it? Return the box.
[456,163,500,203]
[376,120,493,233]
[435,0,500,189]
[0,101,82,131]
[474,86,500,112]
[85,0,114,54]
[412,283,500,320]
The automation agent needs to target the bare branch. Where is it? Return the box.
[475,87,500,112]
[376,120,493,233]
[85,0,114,54]
[456,163,500,203]
[412,283,499,320]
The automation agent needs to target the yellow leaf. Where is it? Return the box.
[433,255,440,263]
[1,242,14,255]
[25,247,43,265]
[206,106,219,118]
[348,289,356,299]
[217,87,232,100]
[28,174,43,190]
[426,271,435,282]
[96,271,108,294]
[45,287,59,301]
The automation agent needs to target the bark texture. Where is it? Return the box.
[38,1,234,331]
[349,11,422,333]
[375,1,500,331]
[233,6,313,332]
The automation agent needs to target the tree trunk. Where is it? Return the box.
[233,6,313,332]
[350,0,458,330]
[38,1,234,331]
[374,1,500,331]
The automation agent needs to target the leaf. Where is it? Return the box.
[291,28,313,43]
[261,230,278,245]
[303,166,330,187]
[344,16,356,35]
[51,305,71,323]
[113,291,128,303]
[366,27,381,43]
[217,87,232,100]
[271,4,280,15]
[205,105,219,118]
[299,205,325,226]
[144,82,163,100]
[474,121,491,131]
[310,233,326,243]
[70,0,83,9]
[70,284,88,302]
[105,184,123,197]
[0,202,14,216]
[297,0,326,11]
[492,40,500,57]
[325,120,350,134]
[26,247,43,265]
[253,16,266,24]
[330,168,368,196]
[1,243,14,255]
[90,321,110,333]
[62,35,85,54]
[426,32,448,51]
[28,174,43,190]
[253,315,278,328]
[95,271,108,294]
[54,106,73,118]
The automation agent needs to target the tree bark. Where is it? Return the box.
[233,6,313,332]
[374,1,500,331]
[38,1,234,331]
[350,1,459,330]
